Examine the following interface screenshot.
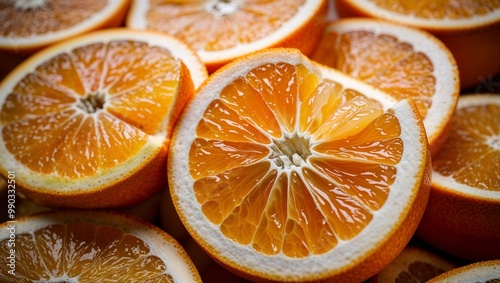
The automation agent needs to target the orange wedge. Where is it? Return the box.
[335,0,500,89]
[0,210,202,282]
[168,48,431,282]
[0,0,130,54]
[311,18,460,156]
[126,0,328,72]
[417,94,500,261]
[428,260,500,283]
[369,245,456,283]
[0,28,208,209]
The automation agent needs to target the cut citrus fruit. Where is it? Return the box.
[369,245,456,283]
[0,28,208,209]
[427,260,500,283]
[334,0,500,89]
[0,0,131,54]
[311,18,459,156]
[417,94,500,261]
[0,210,202,282]
[168,48,431,282]
[126,0,328,72]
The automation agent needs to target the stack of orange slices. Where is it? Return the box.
[0,1,499,282]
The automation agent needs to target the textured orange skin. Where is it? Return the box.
[0,0,131,55]
[204,0,329,73]
[334,0,500,90]
[416,183,500,261]
[0,61,195,209]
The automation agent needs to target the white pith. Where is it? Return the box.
[169,50,428,280]
[0,29,207,193]
[323,18,459,147]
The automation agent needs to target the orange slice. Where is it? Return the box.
[427,260,500,283]
[334,0,500,89]
[0,0,131,54]
[168,48,431,282]
[311,18,460,156]
[417,94,500,261]
[126,0,328,72]
[369,245,456,283]
[0,210,202,282]
[0,28,208,209]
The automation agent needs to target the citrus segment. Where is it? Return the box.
[0,28,208,208]
[126,0,328,72]
[311,18,459,156]
[0,210,201,282]
[169,48,431,282]
[417,94,500,261]
[0,0,131,54]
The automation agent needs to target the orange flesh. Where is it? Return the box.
[0,223,174,282]
[367,0,500,19]
[0,1,106,37]
[189,62,403,257]
[312,30,435,119]
[145,0,305,51]
[0,40,180,179]
[432,104,500,191]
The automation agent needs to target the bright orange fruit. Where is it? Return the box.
[168,48,431,282]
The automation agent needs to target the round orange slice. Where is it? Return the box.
[0,28,208,209]
[0,0,131,54]
[334,0,500,89]
[168,48,431,282]
[311,18,460,157]
[416,94,500,261]
[427,260,500,283]
[369,245,456,283]
[0,210,202,282]
[126,0,328,72]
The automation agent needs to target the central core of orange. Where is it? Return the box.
[270,133,312,169]
[77,92,106,114]
[208,0,238,16]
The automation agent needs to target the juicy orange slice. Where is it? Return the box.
[334,0,500,89]
[168,48,431,282]
[0,28,208,208]
[0,210,202,282]
[311,18,459,156]
[417,94,500,261]
[126,0,328,72]
[0,0,130,54]
[428,260,500,283]
[369,245,456,283]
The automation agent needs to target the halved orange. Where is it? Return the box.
[0,0,131,54]
[417,94,500,261]
[0,210,202,282]
[334,0,500,89]
[168,48,431,282]
[0,28,208,209]
[311,18,460,156]
[126,0,328,72]
[428,260,500,283]
[369,245,456,283]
